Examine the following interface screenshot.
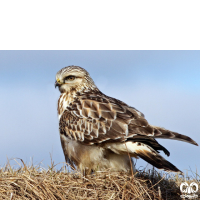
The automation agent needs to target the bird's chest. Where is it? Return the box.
[57,93,76,119]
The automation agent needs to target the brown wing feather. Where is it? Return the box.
[59,94,133,144]
[59,92,198,148]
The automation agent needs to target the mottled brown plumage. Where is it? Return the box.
[55,65,198,174]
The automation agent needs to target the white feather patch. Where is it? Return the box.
[104,141,152,155]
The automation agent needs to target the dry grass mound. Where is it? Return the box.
[0,159,199,200]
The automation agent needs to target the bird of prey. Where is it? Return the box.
[55,65,198,174]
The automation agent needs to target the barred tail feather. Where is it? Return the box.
[153,126,198,146]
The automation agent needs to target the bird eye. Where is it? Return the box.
[65,75,75,81]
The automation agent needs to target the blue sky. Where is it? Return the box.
[0,51,199,175]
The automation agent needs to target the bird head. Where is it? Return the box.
[55,65,98,93]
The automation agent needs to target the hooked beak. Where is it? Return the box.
[55,80,61,88]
